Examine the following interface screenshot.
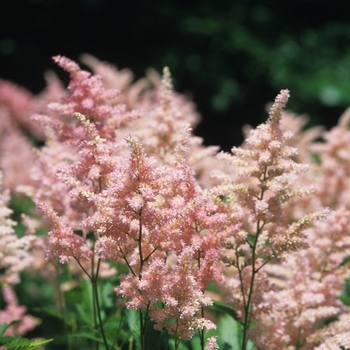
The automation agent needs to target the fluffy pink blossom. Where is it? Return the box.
[0,79,43,138]
[252,208,350,349]
[26,56,238,347]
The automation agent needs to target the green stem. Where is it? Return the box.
[241,220,263,350]
[75,256,110,350]
[92,259,110,350]
[199,307,205,350]
[54,263,71,350]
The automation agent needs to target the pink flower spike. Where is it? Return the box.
[268,89,290,122]
[53,55,81,75]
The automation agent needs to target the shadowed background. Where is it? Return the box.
[1,0,350,151]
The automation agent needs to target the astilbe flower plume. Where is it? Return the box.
[212,89,328,349]
[32,55,139,145]
[89,129,238,342]
[255,208,350,349]
[29,56,138,235]
[27,56,237,349]
[82,55,220,187]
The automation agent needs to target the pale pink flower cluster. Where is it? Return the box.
[0,73,65,192]
[0,171,39,336]
[26,56,238,346]
[5,53,350,349]
[239,105,350,348]
[211,90,329,348]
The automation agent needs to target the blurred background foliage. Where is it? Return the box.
[0,0,349,150]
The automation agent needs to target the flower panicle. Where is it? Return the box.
[268,89,290,123]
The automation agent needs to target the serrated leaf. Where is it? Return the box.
[0,337,53,349]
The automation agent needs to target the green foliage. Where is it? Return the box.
[209,301,239,321]
[216,314,254,350]
[340,278,350,306]
[0,336,53,349]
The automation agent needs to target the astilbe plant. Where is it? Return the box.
[211,90,328,350]
[24,56,238,350]
[3,54,350,350]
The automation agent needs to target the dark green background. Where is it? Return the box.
[1,0,349,151]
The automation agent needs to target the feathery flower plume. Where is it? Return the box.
[212,90,328,349]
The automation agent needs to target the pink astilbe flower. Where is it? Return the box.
[144,247,216,340]
[279,110,324,164]
[0,172,39,336]
[0,99,38,192]
[116,249,216,341]
[28,57,140,267]
[91,126,238,265]
[54,112,121,216]
[28,55,238,345]
[90,131,238,343]
[49,55,119,121]
[255,208,350,349]
[0,128,38,192]
[0,79,43,138]
[134,67,218,171]
[0,285,40,337]
[79,54,136,105]
[212,90,328,348]
[314,313,350,349]
[35,55,139,143]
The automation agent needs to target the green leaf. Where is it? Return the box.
[125,308,141,350]
[168,338,190,350]
[0,321,20,338]
[144,318,168,350]
[70,331,103,343]
[0,336,53,349]
[0,324,9,337]
[217,314,242,349]
[30,307,65,321]
[209,300,239,321]
[100,281,115,309]
[217,314,255,350]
